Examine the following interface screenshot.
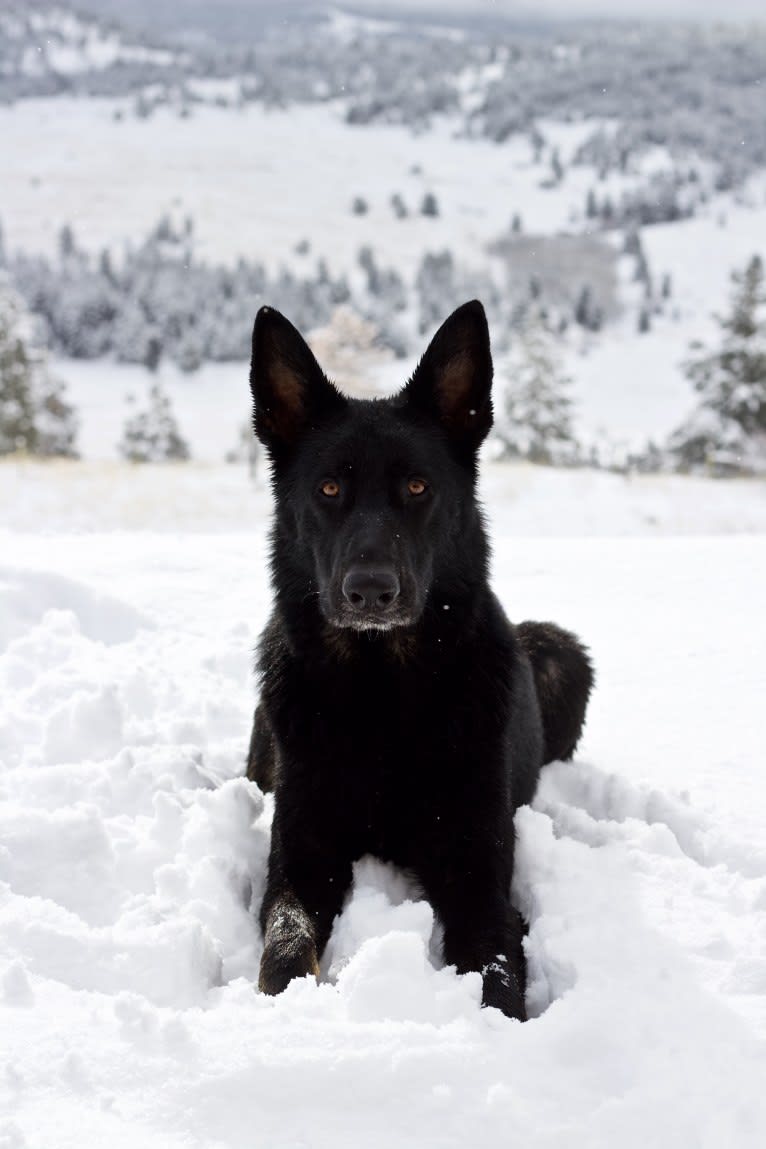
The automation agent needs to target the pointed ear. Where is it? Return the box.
[401,300,493,450]
[250,306,345,453]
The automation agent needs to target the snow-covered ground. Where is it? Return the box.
[1,464,765,1148]
[2,458,766,534]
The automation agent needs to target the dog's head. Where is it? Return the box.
[250,301,493,631]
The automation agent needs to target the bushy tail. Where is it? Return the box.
[517,621,594,765]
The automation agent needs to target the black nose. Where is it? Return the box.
[342,568,401,612]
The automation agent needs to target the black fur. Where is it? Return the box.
[247,301,593,1020]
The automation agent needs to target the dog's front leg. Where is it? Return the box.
[258,827,351,996]
[424,866,528,1021]
[259,887,322,994]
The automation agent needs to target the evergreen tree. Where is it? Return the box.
[58,224,76,260]
[496,310,578,465]
[34,373,79,458]
[390,193,408,219]
[0,284,37,454]
[669,254,766,473]
[118,383,190,463]
[574,285,602,332]
[415,250,455,334]
[420,192,439,218]
[0,278,78,457]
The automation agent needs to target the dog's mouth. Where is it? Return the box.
[329,607,416,632]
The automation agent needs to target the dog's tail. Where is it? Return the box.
[517,621,594,765]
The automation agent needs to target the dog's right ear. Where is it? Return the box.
[250,306,345,454]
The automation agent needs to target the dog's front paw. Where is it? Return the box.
[258,939,320,996]
[481,958,527,1021]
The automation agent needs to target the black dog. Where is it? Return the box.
[246,300,592,1020]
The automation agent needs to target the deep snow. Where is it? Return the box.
[1,471,765,1148]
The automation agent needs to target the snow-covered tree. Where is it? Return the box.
[669,254,766,473]
[118,383,190,463]
[0,277,78,457]
[308,305,393,396]
[495,310,578,465]
[225,420,259,478]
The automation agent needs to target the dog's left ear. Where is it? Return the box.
[401,300,493,451]
[250,305,345,455]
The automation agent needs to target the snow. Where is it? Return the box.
[1,466,765,1147]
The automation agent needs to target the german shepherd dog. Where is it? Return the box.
[247,301,593,1020]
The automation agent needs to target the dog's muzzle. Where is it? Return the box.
[329,566,410,630]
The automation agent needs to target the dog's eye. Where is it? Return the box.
[407,478,428,497]
[320,479,340,498]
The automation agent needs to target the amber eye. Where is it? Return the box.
[320,479,340,498]
[407,478,428,497]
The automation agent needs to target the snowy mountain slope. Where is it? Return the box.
[1,527,765,1148]
[3,89,764,450]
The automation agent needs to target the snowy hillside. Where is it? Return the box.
[3,95,766,456]
[1,6,766,460]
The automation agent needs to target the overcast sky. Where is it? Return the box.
[349,0,766,18]
[78,0,766,38]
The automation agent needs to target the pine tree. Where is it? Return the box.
[496,310,578,465]
[390,193,408,219]
[669,254,766,473]
[574,285,602,332]
[118,383,190,463]
[0,278,78,457]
